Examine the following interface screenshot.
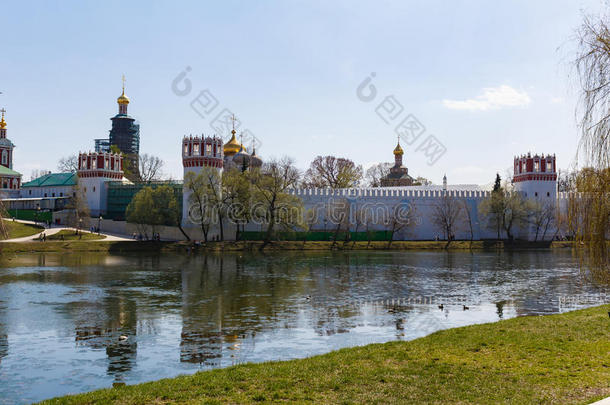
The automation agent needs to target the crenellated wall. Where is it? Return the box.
[280,186,496,240]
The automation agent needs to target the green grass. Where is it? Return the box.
[46,229,106,241]
[40,305,610,404]
[1,219,43,239]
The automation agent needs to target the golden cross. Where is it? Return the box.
[122,75,126,91]
[0,108,5,115]
[230,114,237,131]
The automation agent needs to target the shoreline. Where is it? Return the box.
[38,304,610,404]
[0,239,578,254]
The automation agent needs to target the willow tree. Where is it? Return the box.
[573,13,610,282]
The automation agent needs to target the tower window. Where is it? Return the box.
[93,186,96,192]
[535,192,538,197]
[534,161,539,172]
[547,192,550,197]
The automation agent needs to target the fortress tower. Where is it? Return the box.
[512,153,557,200]
[182,135,224,225]
[77,151,124,216]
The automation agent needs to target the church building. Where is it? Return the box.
[380,140,414,187]
[0,109,22,190]
[109,78,140,181]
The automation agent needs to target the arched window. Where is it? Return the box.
[1,150,7,165]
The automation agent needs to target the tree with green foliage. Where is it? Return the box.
[222,168,252,241]
[126,187,155,238]
[480,174,505,239]
[125,185,181,239]
[492,173,502,192]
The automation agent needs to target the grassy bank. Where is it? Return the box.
[0,239,578,254]
[46,229,106,241]
[41,305,610,404]
[1,219,43,239]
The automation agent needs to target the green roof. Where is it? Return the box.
[0,165,21,177]
[22,172,77,187]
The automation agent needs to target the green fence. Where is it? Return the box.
[6,209,53,222]
[238,230,392,241]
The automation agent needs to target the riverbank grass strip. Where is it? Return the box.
[41,304,610,404]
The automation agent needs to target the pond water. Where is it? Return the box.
[0,250,606,404]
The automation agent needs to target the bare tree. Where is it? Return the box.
[65,186,90,233]
[461,199,475,245]
[430,194,464,248]
[251,157,303,249]
[413,176,433,186]
[0,200,8,239]
[326,198,350,247]
[30,169,50,181]
[529,201,556,241]
[57,155,78,173]
[386,203,417,248]
[139,154,164,182]
[303,155,363,189]
[365,163,392,187]
[184,169,216,242]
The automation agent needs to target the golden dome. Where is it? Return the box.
[393,141,404,156]
[223,130,242,157]
[0,110,6,130]
[117,89,130,105]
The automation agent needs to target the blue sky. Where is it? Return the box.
[1,0,603,184]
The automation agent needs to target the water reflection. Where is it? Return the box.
[0,250,607,404]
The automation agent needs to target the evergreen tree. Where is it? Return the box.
[492,173,502,193]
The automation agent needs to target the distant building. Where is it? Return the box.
[0,109,22,190]
[108,77,140,181]
[94,138,110,153]
[21,172,77,198]
[380,140,414,187]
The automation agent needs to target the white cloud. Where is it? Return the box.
[442,85,531,111]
